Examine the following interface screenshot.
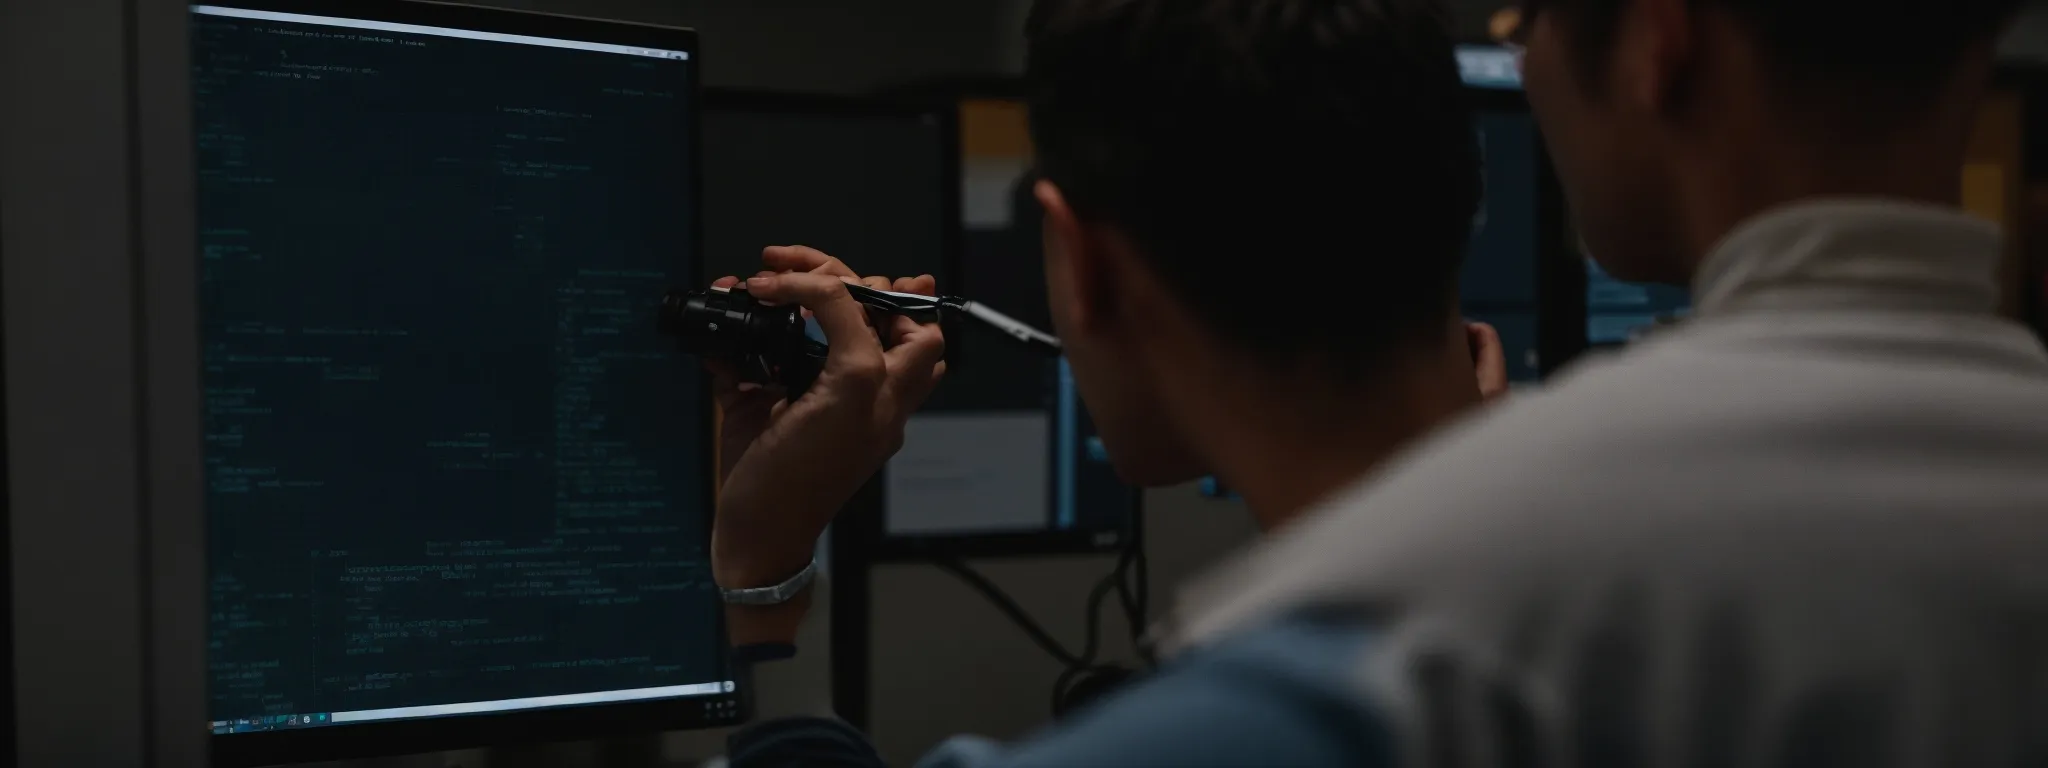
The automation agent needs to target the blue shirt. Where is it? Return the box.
[727,614,1391,768]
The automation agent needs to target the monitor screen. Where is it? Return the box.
[1457,45,1521,92]
[1586,257,1692,346]
[1449,47,1691,353]
[700,97,949,288]
[879,98,1138,552]
[1463,109,1546,382]
[191,2,732,740]
[887,357,1128,542]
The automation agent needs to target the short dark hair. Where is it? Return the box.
[1024,0,1481,378]
[1525,0,2022,105]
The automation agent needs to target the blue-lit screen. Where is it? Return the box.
[1461,111,1545,382]
[194,5,726,731]
[1458,45,1696,347]
[1587,258,1691,345]
[885,354,1127,539]
[883,155,1136,542]
[1051,357,1123,531]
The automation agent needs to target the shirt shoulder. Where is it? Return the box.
[916,613,1395,768]
[1169,321,2048,650]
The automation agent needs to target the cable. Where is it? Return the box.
[1126,550,1154,664]
[930,556,1088,669]
[1073,563,1122,667]
[1110,514,1153,665]
[932,552,1137,717]
[1052,564,1125,716]
[1135,547,1150,628]
[1114,571,1139,639]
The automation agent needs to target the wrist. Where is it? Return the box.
[725,588,813,647]
[712,506,824,588]
[712,540,817,589]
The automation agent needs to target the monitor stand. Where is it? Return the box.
[479,735,672,767]
[322,737,673,768]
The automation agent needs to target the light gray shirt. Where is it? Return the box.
[1167,199,2048,766]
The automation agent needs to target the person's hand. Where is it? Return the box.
[710,246,932,494]
[708,246,940,527]
[708,248,944,603]
[1468,322,1509,401]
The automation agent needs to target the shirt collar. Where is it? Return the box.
[1691,199,2004,318]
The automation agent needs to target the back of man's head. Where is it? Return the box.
[1515,0,2024,284]
[1532,0,2021,111]
[1024,0,1481,379]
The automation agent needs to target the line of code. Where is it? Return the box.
[192,14,718,722]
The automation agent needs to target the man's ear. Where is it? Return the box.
[1034,179,1116,333]
[1628,0,1698,116]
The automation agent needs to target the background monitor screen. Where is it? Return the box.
[886,357,1128,542]
[700,98,950,283]
[879,98,1138,551]
[1454,47,1696,355]
[1463,109,1547,383]
[1586,258,1692,346]
[192,2,731,739]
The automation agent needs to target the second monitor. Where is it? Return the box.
[878,95,1140,557]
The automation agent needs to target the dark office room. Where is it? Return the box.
[5,0,2048,766]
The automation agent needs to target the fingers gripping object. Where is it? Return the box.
[659,282,1062,397]
[659,287,828,395]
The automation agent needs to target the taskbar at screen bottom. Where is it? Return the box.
[211,680,738,734]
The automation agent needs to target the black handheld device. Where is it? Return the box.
[659,282,1061,396]
[659,287,827,394]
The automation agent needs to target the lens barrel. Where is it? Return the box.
[659,288,821,396]
[661,288,800,354]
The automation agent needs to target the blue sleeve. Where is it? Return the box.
[727,716,886,768]
[916,614,1393,768]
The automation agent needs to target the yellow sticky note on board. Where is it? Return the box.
[1962,163,2007,228]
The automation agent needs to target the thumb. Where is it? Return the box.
[1467,322,1509,399]
[745,273,885,379]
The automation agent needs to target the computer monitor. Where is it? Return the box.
[1455,45,1582,381]
[1586,257,1692,347]
[700,91,954,284]
[190,3,731,764]
[873,95,1140,557]
[1456,44,1674,352]
[1464,106,1549,383]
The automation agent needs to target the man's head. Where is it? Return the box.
[1513,0,2023,284]
[1024,0,1481,487]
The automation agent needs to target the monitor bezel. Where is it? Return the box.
[190,2,734,766]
